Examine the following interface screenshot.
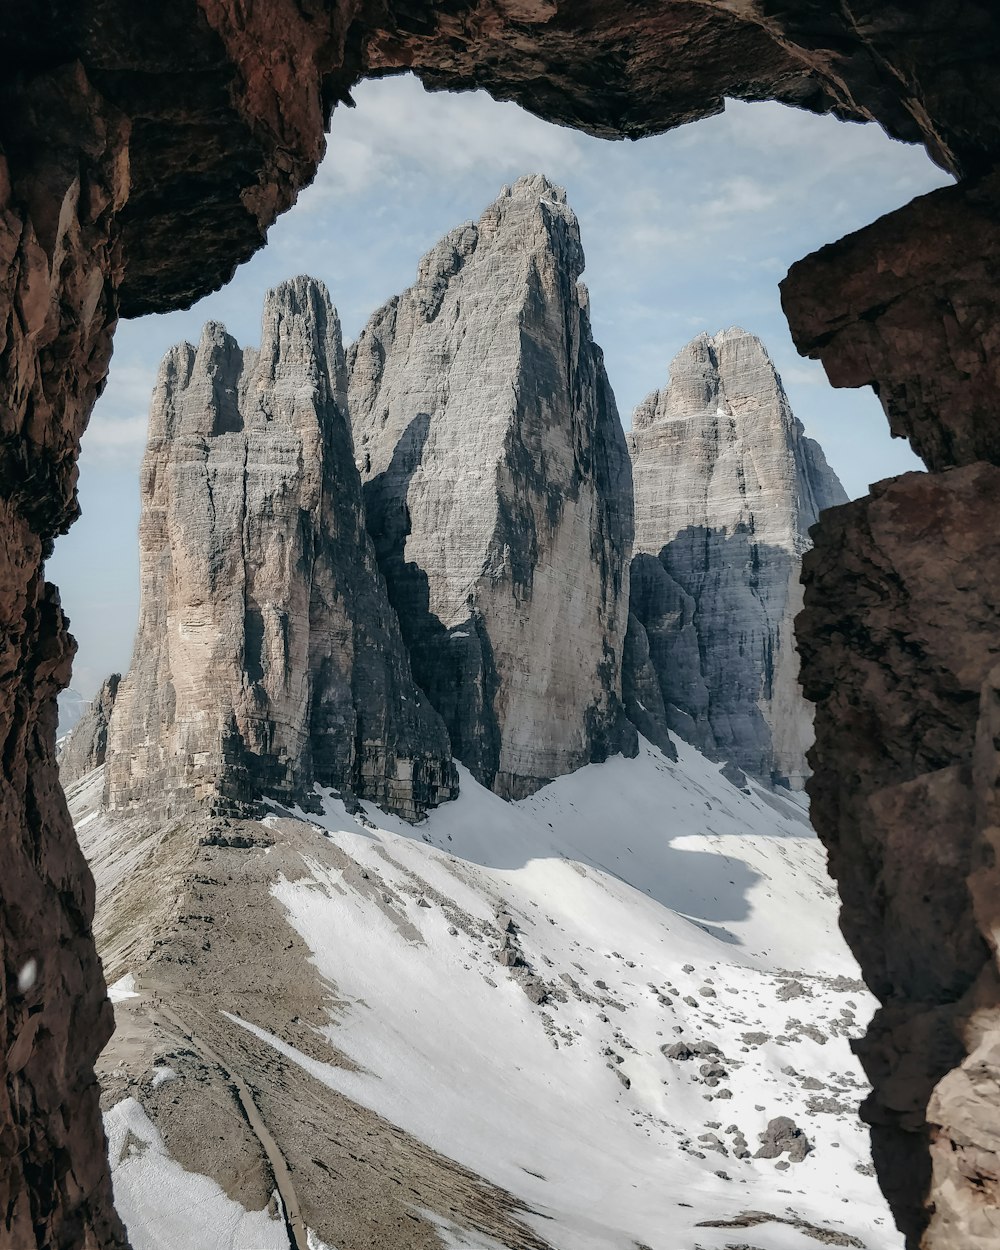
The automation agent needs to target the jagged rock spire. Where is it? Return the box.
[349,175,637,799]
[105,276,457,820]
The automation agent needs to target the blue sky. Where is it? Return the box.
[50,75,951,698]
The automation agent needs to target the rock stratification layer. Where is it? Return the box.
[799,465,1000,1248]
[105,277,456,821]
[349,175,637,799]
[627,328,846,788]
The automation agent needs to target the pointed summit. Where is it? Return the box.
[349,177,636,798]
[105,280,456,820]
[625,327,847,788]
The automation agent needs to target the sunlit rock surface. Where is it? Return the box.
[349,176,636,799]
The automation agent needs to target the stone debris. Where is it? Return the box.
[755,1117,812,1163]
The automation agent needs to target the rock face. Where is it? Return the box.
[105,277,456,821]
[59,673,120,786]
[349,175,636,799]
[620,604,678,762]
[4,5,1000,1247]
[782,169,1000,473]
[57,687,88,736]
[626,328,846,789]
[799,465,1000,1247]
[0,61,130,1250]
[783,169,1000,1245]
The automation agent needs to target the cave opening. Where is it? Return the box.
[4,7,999,1247]
[50,73,947,706]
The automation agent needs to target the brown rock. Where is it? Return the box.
[799,464,1000,1242]
[782,171,1000,473]
[2,4,1000,1247]
[0,60,128,1250]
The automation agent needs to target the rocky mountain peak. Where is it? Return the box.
[349,176,636,798]
[256,275,345,393]
[103,279,456,821]
[507,171,566,200]
[626,325,847,789]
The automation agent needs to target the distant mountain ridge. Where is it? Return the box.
[62,179,846,814]
[55,175,872,1250]
[625,326,847,789]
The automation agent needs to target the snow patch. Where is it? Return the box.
[105,1098,289,1250]
[109,973,139,1003]
[228,739,896,1250]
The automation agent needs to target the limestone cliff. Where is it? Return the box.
[348,175,636,799]
[59,673,120,786]
[626,327,846,788]
[105,277,456,822]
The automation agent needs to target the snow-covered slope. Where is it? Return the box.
[70,739,897,1250]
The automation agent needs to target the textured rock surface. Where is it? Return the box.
[106,277,456,821]
[2,3,1000,1246]
[59,674,120,786]
[627,328,846,789]
[349,176,636,798]
[9,2,996,319]
[782,170,1000,473]
[799,465,1000,1246]
[620,607,677,762]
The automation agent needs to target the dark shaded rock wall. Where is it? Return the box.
[0,61,129,1250]
[620,603,678,762]
[784,166,1000,1243]
[782,171,1000,473]
[798,467,1000,1247]
[59,673,120,787]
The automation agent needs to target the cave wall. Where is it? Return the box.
[2,2,999,1246]
[0,64,130,1250]
[783,176,1000,1248]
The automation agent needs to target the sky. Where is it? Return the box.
[49,74,952,699]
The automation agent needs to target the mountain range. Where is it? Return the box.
[58,175,884,1250]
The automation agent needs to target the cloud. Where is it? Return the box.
[302,76,585,207]
[80,361,156,466]
[82,412,149,465]
[704,175,779,217]
[781,363,829,387]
